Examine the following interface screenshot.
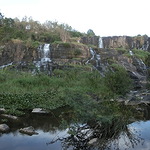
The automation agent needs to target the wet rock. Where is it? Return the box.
[32,108,48,114]
[142,94,150,101]
[1,114,18,120]
[19,126,38,135]
[0,124,10,132]
[88,138,97,145]
[0,108,6,113]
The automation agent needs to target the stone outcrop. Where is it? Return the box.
[92,48,148,89]
[0,124,10,132]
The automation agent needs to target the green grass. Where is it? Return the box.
[132,48,150,61]
[0,66,132,117]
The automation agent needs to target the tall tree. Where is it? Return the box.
[87,29,95,36]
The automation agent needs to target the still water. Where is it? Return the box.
[0,106,150,150]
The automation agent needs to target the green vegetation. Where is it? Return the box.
[0,13,140,125]
[52,41,71,48]
[116,47,127,54]
[132,48,150,62]
[104,64,132,97]
[73,49,82,56]
[87,29,95,36]
[0,65,132,117]
[0,14,87,46]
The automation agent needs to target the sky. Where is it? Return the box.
[0,0,150,37]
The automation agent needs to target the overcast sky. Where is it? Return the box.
[1,0,150,36]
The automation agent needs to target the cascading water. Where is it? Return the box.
[129,50,134,56]
[0,62,13,69]
[99,37,103,49]
[33,44,52,74]
[40,44,51,67]
[129,50,147,77]
[86,47,106,76]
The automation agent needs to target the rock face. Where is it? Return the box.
[0,36,149,88]
[80,35,150,51]
[51,42,90,59]
[0,42,90,66]
[80,36,99,48]
[0,41,38,66]
[102,36,150,50]
[0,124,10,132]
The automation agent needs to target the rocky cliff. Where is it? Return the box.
[80,36,99,48]
[0,41,38,65]
[102,36,150,50]
[51,42,90,59]
[0,41,90,66]
[80,35,150,51]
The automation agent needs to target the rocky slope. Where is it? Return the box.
[0,36,149,85]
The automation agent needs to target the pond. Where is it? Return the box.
[0,105,150,150]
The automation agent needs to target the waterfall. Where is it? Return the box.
[90,48,95,60]
[96,54,101,67]
[88,48,101,67]
[40,44,51,65]
[130,50,147,76]
[146,41,149,50]
[129,50,134,56]
[33,44,52,74]
[86,47,106,75]
[0,62,13,69]
[99,37,103,49]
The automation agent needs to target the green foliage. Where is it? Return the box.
[74,49,82,56]
[52,41,71,48]
[69,30,84,37]
[87,29,95,36]
[116,48,127,54]
[0,65,133,116]
[132,48,150,62]
[0,14,85,44]
[104,64,132,97]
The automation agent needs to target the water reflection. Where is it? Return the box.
[50,118,145,150]
[49,105,150,150]
[1,105,150,150]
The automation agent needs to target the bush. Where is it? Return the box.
[132,49,150,62]
[74,49,82,56]
[104,65,132,96]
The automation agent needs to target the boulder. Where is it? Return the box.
[32,108,48,114]
[1,114,18,120]
[88,138,97,145]
[0,108,6,113]
[19,126,38,135]
[0,124,10,132]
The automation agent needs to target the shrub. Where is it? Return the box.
[74,49,82,56]
[104,65,132,96]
